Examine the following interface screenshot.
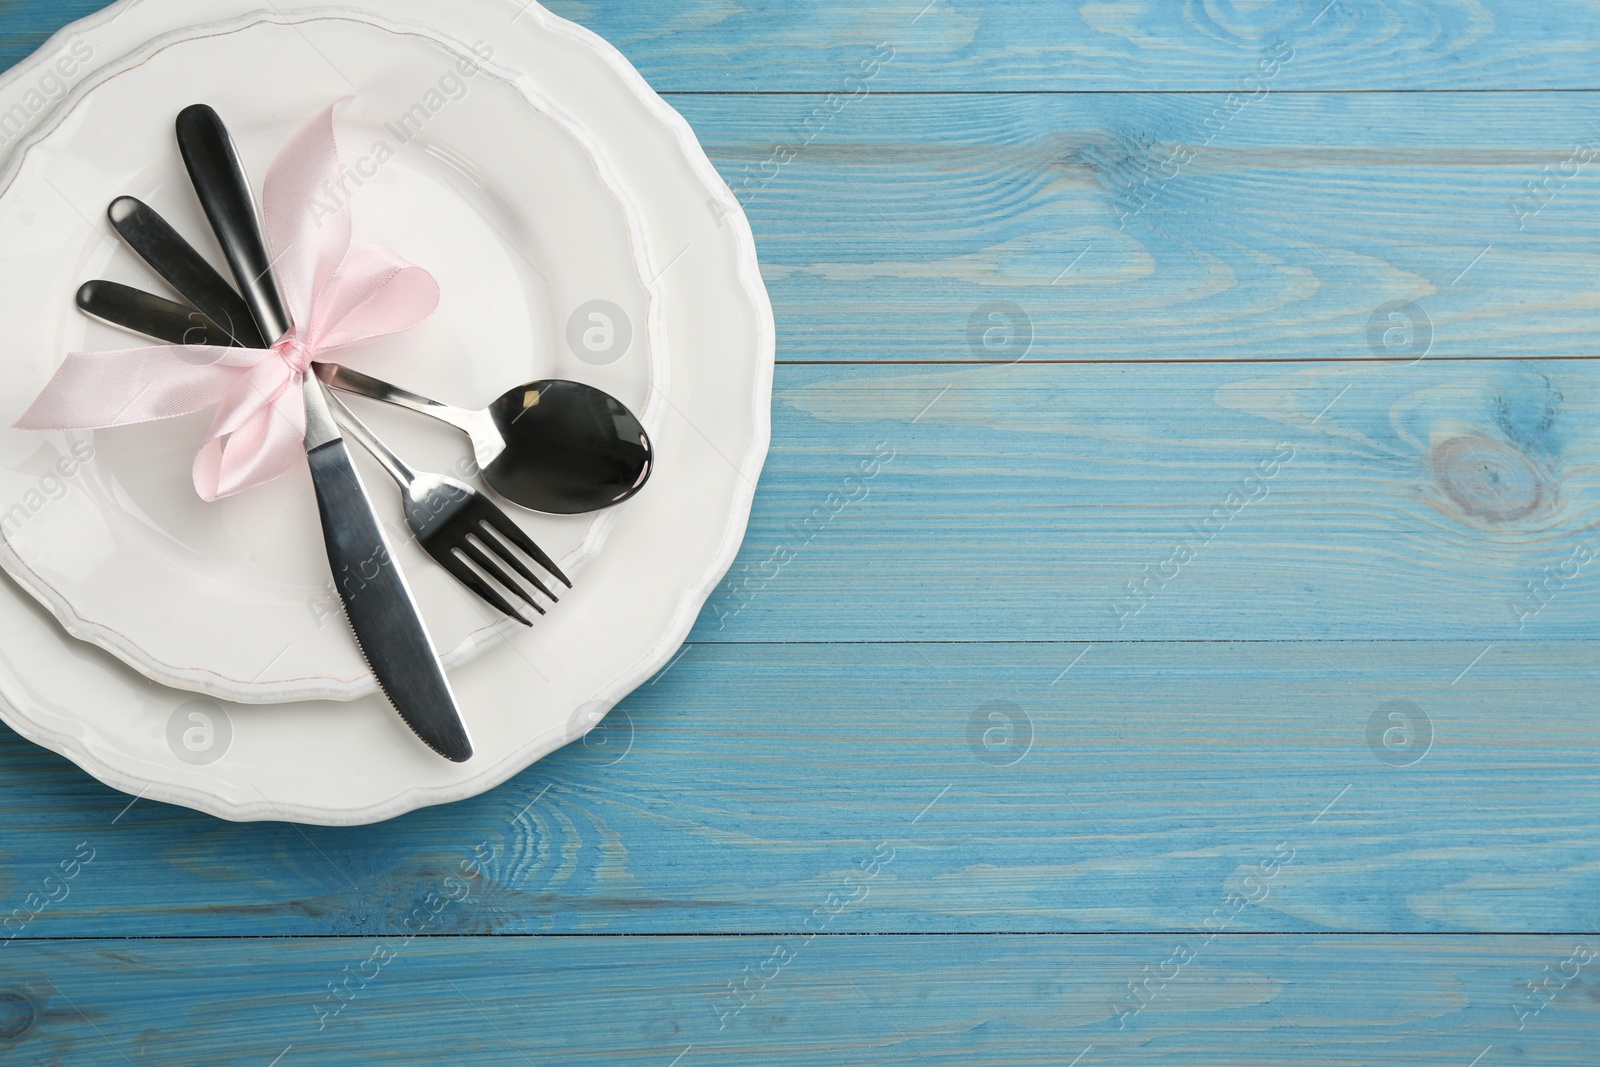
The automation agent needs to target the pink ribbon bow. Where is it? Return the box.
[14,101,440,500]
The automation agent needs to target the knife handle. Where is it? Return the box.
[175,104,291,344]
[108,195,267,349]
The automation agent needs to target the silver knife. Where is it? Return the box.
[175,103,472,762]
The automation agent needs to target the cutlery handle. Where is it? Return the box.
[175,104,292,344]
[107,196,266,348]
[76,280,238,348]
[315,363,481,435]
[322,390,419,489]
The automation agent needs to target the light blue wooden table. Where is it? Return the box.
[2,1,1598,1062]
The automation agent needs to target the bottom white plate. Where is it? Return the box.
[0,0,773,823]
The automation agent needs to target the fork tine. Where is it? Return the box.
[460,535,556,608]
[471,521,560,601]
[439,547,541,623]
[476,508,572,589]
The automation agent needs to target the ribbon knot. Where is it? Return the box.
[274,334,315,377]
[13,100,440,501]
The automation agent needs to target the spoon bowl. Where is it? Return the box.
[483,379,652,514]
[316,363,652,515]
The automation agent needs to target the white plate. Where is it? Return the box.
[0,0,772,823]
[0,16,666,703]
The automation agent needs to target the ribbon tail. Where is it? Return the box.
[13,346,247,430]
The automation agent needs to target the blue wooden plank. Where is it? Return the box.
[4,2,1600,93]
[670,90,1600,362]
[697,360,1600,642]
[2,935,1595,1063]
[0,637,1595,935]
[0,1,103,71]
[549,0,1600,92]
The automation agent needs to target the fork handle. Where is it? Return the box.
[322,391,418,489]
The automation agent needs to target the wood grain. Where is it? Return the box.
[1,935,1594,1064]
[675,90,1600,363]
[0,637,1595,935]
[1,0,1598,1062]
[6,2,1600,93]
[549,0,1600,93]
[697,360,1600,642]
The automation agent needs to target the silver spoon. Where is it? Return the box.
[76,275,653,516]
[315,364,652,517]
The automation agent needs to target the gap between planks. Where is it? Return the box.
[661,89,1600,96]
[5,930,1596,940]
[777,355,1600,366]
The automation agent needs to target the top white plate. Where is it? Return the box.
[0,0,772,824]
[0,16,666,702]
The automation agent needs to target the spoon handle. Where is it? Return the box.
[321,390,419,489]
[107,196,266,349]
[314,363,482,435]
[76,279,238,348]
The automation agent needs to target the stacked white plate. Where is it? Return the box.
[0,0,772,823]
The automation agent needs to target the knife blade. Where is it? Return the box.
[176,103,473,762]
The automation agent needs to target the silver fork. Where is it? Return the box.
[323,390,572,624]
